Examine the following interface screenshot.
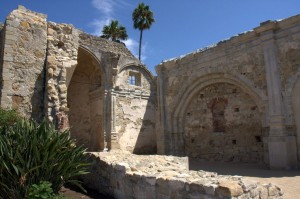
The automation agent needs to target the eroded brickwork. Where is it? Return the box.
[45,22,79,127]
[184,83,263,162]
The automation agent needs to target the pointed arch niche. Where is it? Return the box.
[183,83,264,162]
[67,47,105,151]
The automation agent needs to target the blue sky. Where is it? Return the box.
[0,0,299,74]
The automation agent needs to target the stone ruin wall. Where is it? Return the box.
[114,64,157,154]
[81,151,283,199]
[156,15,300,166]
[0,6,157,154]
[184,83,264,163]
[156,25,269,162]
[0,6,47,122]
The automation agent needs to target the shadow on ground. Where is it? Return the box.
[189,158,300,178]
[61,184,114,199]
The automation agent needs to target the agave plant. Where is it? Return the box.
[0,119,89,199]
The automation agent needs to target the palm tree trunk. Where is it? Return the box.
[138,29,143,60]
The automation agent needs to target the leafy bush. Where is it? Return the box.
[27,181,67,199]
[0,119,89,199]
[0,108,21,127]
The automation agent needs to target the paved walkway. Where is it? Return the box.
[189,159,300,199]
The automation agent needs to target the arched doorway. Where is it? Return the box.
[67,47,104,151]
[183,83,263,163]
[292,78,300,160]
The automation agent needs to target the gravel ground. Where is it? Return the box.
[189,159,300,199]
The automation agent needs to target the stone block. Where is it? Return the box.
[216,180,244,197]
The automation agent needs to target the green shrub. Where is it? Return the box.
[27,181,67,199]
[0,108,21,127]
[0,119,89,199]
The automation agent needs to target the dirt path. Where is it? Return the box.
[189,159,300,199]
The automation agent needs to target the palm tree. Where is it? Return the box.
[101,20,128,43]
[132,3,155,60]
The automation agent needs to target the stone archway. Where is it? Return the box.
[292,77,300,160]
[183,83,264,163]
[67,47,104,151]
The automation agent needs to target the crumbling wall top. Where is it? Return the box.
[79,32,135,58]
[14,5,47,19]
[157,14,300,72]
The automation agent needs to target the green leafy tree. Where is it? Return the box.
[132,3,155,60]
[101,20,128,43]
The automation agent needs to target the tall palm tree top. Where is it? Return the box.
[132,3,155,31]
[101,20,128,42]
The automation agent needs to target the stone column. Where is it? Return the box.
[256,22,297,169]
[156,65,167,154]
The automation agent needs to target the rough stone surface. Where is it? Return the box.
[0,6,300,170]
[184,83,264,162]
[156,15,300,168]
[0,6,47,121]
[81,151,283,199]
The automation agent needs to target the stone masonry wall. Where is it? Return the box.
[114,64,156,154]
[275,16,300,127]
[0,6,47,121]
[45,21,79,128]
[156,15,300,167]
[184,83,264,163]
[0,23,5,99]
[81,151,283,199]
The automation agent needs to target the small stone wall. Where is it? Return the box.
[81,151,283,199]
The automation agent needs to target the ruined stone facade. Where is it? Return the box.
[0,6,156,154]
[0,6,300,169]
[156,16,300,169]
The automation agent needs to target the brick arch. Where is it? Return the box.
[171,73,267,155]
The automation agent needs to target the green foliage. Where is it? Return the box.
[0,108,21,127]
[28,181,54,199]
[27,181,67,199]
[101,20,128,42]
[0,119,89,199]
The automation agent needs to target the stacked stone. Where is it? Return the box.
[79,33,135,58]
[0,6,47,121]
[82,151,283,199]
[45,21,79,129]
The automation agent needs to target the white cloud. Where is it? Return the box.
[90,18,111,36]
[124,38,147,62]
[124,38,138,55]
[92,0,115,15]
[141,42,148,62]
